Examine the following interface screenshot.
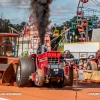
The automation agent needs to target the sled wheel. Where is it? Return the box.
[93,61,98,70]
[86,61,97,70]
[35,69,44,86]
[16,57,35,87]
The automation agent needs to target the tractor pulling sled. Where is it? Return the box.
[0,32,76,87]
[0,33,19,84]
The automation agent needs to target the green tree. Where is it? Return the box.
[0,19,12,32]
[0,18,26,33]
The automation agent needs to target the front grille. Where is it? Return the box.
[48,57,59,64]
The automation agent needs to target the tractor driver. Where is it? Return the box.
[63,50,74,59]
[60,50,74,62]
[60,50,74,68]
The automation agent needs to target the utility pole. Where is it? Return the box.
[86,19,88,42]
[1,13,3,19]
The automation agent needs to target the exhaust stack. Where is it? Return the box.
[41,45,44,53]
[30,0,53,46]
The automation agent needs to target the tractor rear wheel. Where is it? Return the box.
[86,61,97,70]
[16,57,35,87]
[34,69,44,86]
[63,66,73,86]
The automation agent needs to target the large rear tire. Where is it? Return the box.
[16,57,35,87]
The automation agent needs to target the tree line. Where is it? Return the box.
[0,18,26,33]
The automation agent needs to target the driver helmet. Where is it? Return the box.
[63,50,70,58]
[64,50,70,55]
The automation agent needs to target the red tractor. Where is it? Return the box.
[0,15,75,87]
[15,16,75,87]
[16,50,74,87]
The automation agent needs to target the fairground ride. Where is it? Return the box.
[57,0,100,52]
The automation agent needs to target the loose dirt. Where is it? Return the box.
[0,81,100,100]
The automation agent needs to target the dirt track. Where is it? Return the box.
[0,81,100,100]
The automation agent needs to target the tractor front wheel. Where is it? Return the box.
[34,69,44,86]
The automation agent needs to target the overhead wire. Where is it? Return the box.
[80,0,100,16]
[90,0,100,7]
[83,7,100,13]
[82,0,100,18]
[95,0,100,6]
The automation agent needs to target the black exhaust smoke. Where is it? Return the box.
[30,0,53,45]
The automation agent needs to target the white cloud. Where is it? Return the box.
[50,4,75,17]
[49,1,77,25]
[0,0,30,8]
[0,0,12,3]
[3,0,100,25]
[50,0,100,25]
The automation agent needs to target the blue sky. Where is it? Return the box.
[0,0,99,25]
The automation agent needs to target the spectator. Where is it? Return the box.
[78,59,83,69]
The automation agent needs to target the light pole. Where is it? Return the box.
[86,19,89,42]
[1,13,3,19]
